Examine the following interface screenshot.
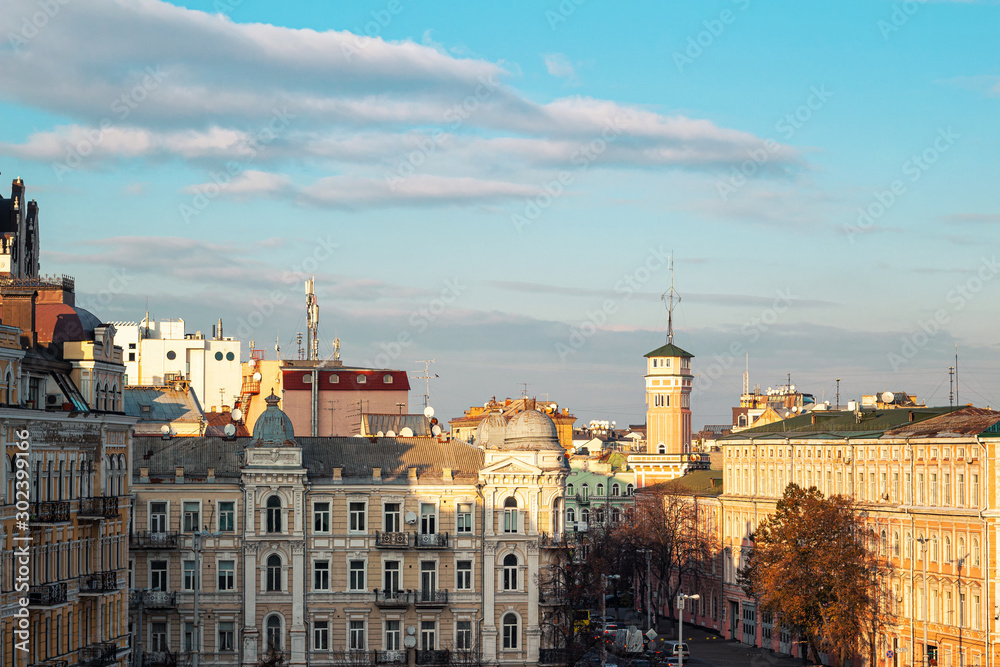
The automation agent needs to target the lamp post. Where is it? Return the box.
[637,549,652,631]
[601,574,620,667]
[677,593,700,667]
[916,536,930,667]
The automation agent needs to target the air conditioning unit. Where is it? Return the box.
[45,394,59,406]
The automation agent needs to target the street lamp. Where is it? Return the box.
[676,593,700,667]
[637,549,652,631]
[601,574,620,667]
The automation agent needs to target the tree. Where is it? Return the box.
[256,648,285,667]
[537,539,605,666]
[737,484,895,665]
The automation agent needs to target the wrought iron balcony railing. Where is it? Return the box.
[414,589,448,606]
[30,501,71,524]
[130,532,180,550]
[373,589,409,607]
[414,650,450,665]
[375,650,406,665]
[79,496,121,519]
[538,648,568,665]
[29,582,68,606]
[79,643,117,667]
[415,532,448,548]
[79,571,120,595]
[130,589,177,608]
[374,531,409,548]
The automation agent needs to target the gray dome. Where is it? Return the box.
[476,412,508,447]
[501,409,563,451]
[252,391,296,446]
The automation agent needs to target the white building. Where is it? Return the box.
[113,317,242,410]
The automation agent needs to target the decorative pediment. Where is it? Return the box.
[479,458,542,476]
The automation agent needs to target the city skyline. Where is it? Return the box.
[2,0,998,427]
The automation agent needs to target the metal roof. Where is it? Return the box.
[720,406,960,440]
[643,342,694,358]
[124,386,203,423]
[364,414,431,436]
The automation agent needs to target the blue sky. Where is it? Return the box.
[2,0,998,429]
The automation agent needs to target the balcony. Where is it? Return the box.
[575,494,590,505]
[374,531,409,549]
[131,532,180,550]
[79,496,121,520]
[142,651,178,667]
[131,589,177,609]
[538,586,568,606]
[79,643,117,667]
[538,649,568,666]
[29,582,68,607]
[414,589,448,607]
[538,533,566,548]
[415,650,450,665]
[375,651,406,665]
[328,650,375,665]
[30,501,71,524]
[79,571,120,595]
[415,532,448,548]
[373,589,409,608]
[28,662,68,667]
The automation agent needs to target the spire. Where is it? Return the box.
[660,254,681,345]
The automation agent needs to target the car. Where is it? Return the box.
[664,641,690,658]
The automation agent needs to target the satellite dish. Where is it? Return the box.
[386,430,396,437]
[248,359,256,368]
[400,427,414,437]
[231,408,243,421]
[407,626,416,636]
[882,391,895,403]
[376,431,384,438]
[253,371,262,382]
[550,403,557,410]
[403,637,416,649]
[405,511,417,524]
[224,424,236,437]
[431,425,442,437]
[160,425,170,436]
[424,406,435,418]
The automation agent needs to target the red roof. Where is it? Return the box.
[282,369,410,392]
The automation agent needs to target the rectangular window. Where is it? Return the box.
[456,620,472,650]
[892,472,900,502]
[184,622,195,652]
[183,502,200,532]
[217,560,235,591]
[151,622,168,651]
[384,561,401,592]
[150,559,168,591]
[314,502,330,533]
[314,561,330,591]
[918,473,925,505]
[958,474,966,506]
[457,503,472,533]
[905,472,912,504]
[218,622,235,652]
[383,503,400,532]
[385,620,400,650]
[421,620,436,651]
[456,560,472,590]
[349,560,366,591]
[313,621,329,651]
[349,502,366,532]
[150,502,168,532]
[972,474,980,506]
[349,620,366,650]
[420,503,436,534]
[183,559,198,591]
[218,501,235,532]
[944,473,951,506]
[930,473,938,505]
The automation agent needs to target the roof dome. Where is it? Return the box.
[35,303,102,345]
[252,391,296,446]
[501,409,563,451]
[476,412,508,447]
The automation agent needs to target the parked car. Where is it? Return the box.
[664,641,690,659]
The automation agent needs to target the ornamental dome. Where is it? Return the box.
[501,409,564,452]
[476,412,508,448]
[251,391,296,446]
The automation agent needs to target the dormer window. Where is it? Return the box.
[383,374,393,384]
[357,375,367,384]
[329,375,339,384]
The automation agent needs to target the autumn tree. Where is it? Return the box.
[738,484,895,666]
[537,539,606,666]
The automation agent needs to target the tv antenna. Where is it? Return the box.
[660,253,680,344]
[412,360,437,408]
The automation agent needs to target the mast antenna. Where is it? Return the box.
[660,254,681,344]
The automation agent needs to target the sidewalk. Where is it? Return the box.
[655,624,809,667]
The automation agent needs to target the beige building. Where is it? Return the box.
[130,400,569,667]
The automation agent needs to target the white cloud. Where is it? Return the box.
[544,53,576,80]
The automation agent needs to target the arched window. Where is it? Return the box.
[566,508,576,524]
[944,535,952,563]
[596,483,604,497]
[265,615,282,650]
[611,508,621,523]
[503,497,518,533]
[581,484,589,502]
[611,483,620,497]
[931,534,939,562]
[266,496,282,533]
[266,554,282,591]
[972,537,981,567]
[580,508,590,524]
[502,554,518,591]
[626,484,634,496]
[566,484,575,496]
[958,536,966,560]
[502,613,519,649]
[657,444,666,454]
[880,530,887,557]
[893,531,900,557]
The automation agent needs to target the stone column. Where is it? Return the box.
[242,542,259,667]
[482,541,498,661]
[526,540,540,662]
[290,542,306,666]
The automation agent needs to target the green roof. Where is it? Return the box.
[720,406,961,439]
[644,342,694,358]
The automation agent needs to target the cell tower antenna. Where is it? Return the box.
[949,366,955,407]
[660,253,681,345]
[296,332,304,360]
[305,277,319,361]
[955,344,960,406]
[412,360,437,408]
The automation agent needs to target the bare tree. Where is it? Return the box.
[537,540,604,666]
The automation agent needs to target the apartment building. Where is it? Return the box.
[130,400,569,667]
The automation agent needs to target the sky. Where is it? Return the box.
[1,0,999,430]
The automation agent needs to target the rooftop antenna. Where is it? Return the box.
[275,332,281,360]
[519,382,529,399]
[305,277,319,361]
[296,332,304,360]
[949,366,955,407]
[955,344,960,406]
[742,352,749,395]
[660,253,680,345]
[412,360,437,408]
[836,378,841,410]
[333,337,341,362]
